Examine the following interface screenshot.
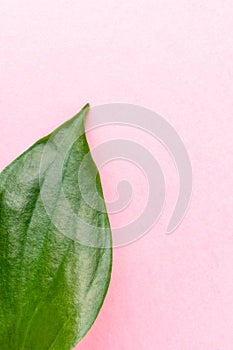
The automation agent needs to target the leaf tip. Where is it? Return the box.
[71,103,90,125]
[82,103,90,111]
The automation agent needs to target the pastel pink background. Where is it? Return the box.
[1,1,233,349]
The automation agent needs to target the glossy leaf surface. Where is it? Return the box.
[0,105,112,349]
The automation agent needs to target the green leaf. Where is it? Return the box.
[0,104,112,350]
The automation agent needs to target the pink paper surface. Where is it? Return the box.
[1,1,233,349]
